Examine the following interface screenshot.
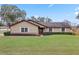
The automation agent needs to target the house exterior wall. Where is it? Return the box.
[44,27,71,32]
[44,28,62,32]
[44,28,49,32]
[10,21,39,35]
[52,28,61,32]
[65,28,72,32]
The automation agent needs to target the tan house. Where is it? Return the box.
[10,20,72,35]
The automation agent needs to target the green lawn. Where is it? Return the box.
[0,35,79,55]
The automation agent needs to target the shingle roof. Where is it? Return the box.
[28,20,71,28]
[10,20,71,28]
[10,20,46,28]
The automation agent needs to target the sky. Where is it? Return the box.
[0,4,79,24]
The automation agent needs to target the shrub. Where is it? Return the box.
[4,31,11,36]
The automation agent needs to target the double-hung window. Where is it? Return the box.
[21,28,28,32]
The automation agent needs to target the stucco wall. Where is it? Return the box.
[10,21,39,35]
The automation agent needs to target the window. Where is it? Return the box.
[49,28,52,32]
[62,27,65,32]
[21,28,25,32]
[21,28,28,32]
[25,28,28,32]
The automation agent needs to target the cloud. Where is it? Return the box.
[48,4,54,8]
[34,15,39,18]
[75,11,79,15]
[75,7,79,15]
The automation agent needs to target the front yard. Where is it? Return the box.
[0,35,79,54]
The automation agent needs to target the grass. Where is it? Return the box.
[0,35,79,54]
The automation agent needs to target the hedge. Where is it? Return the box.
[4,32,75,36]
[43,32,75,35]
[4,31,11,36]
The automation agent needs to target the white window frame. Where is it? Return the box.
[20,27,29,32]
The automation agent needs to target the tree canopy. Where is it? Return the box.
[0,4,26,25]
[30,16,52,22]
[76,13,79,19]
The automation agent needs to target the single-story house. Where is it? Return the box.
[9,20,72,35]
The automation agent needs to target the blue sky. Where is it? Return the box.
[0,4,79,24]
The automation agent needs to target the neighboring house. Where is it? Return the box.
[0,26,10,35]
[9,20,72,35]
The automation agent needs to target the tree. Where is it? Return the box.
[38,17,52,22]
[45,17,52,22]
[76,13,79,19]
[30,16,52,22]
[37,17,45,22]
[0,4,26,25]
[31,16,37,21]
[63,19,71,25]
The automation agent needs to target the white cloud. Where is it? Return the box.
[75,11,79,15]
[48,4,54,8]
[75,7,79,15]
[34,15,39,18]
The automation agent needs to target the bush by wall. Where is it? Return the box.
[4,31,11,36]
[43,32,75,35]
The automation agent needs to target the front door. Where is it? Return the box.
[39,28,43,35]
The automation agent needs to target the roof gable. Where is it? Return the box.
[10,20,46,28]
